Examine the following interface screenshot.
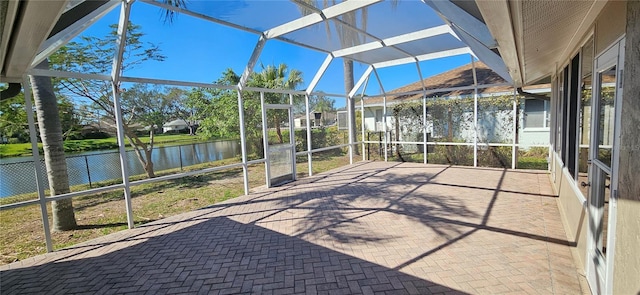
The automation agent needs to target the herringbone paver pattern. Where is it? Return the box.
[0,162,585,294]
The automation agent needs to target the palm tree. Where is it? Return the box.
[248,63,303,143]
[295,1,391,154]
[27,1,187,231]
[30,60,77,231]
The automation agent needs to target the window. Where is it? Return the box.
[375,109,384,131]
[524,99,550,128]
[337,111,348,130]
[375,109,383,122]
[577,36,594,195]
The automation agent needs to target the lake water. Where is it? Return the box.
[0,140,240,198]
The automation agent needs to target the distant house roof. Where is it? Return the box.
[164,119,189,127]
[363,62,549,106]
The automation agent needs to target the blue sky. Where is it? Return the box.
[78,1,472,103]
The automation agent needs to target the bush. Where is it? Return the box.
[478,146,512,168]
[81,131,111,139]
[428,144,473,166]
[7,138,22,144]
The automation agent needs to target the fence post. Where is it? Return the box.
[379,131,382,157]
[367,132,370,160]
[85,155,92,188]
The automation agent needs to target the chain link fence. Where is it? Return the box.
[0,140,239,198]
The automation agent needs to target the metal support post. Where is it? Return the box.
[289,94,296,179]
[372,68,388,162]
[110,1,134,229]
[347,95,354,164]
[85,156,92,187]
[260,92,270,187]
[512,88,518,169]
[471,56,479,167]
[23,77,53,252]
[360,76,369,161]
[305,94,313,176]
[236,90,250,194]
[416,61,428,164]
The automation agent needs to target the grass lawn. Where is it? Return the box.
[0,134,208,158]
[0,152,350,265]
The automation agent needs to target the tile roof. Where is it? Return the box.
[363,62,515,105]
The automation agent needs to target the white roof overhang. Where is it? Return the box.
[478,0,609,86]
[0,0,67,83]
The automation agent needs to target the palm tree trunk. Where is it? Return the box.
[31,60,77,231]
[343,59,360,155]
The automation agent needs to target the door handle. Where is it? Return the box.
[581,181,590,188]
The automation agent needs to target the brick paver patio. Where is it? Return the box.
[0,162,585,294]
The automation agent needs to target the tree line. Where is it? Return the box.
[3,22,337,231]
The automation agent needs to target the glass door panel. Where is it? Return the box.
[586,39,623,295]
[596,66,616,167]
[265,106,295,186]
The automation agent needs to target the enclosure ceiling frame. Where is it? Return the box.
[140,0,471,69]
[349,65,373,98]
[25,66,511,101]
[238,35,267,89]
[265,0,382,38]
[306,54,334,95]
[25,0,501,85]
[330,24,456,59]
[373,47,471,68]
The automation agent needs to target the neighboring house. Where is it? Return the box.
[361,62,551,148]
[293,111,337,128]
[162,119,189,133]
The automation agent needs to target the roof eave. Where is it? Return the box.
[1,0,67,83]
[475,0,523,87]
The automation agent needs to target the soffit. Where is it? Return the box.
[482,0,609,86]
[519,0,594,84]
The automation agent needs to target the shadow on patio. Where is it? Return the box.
[1,161,584,294]
[2,216,464,295]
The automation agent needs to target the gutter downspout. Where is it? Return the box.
[0,83,22,101]
[517,87,549,101]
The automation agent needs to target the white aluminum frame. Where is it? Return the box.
[110,1,135,229]
[372,67,388,161]
[261,93,296,188]
[586,38,624,295]
[2,0,541,255]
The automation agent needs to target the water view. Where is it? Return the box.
[0,140,240,198]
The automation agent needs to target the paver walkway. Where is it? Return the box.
[1,162,585,294]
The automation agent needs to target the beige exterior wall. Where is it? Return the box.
[551,158,588,270]
[551,1,637,293]
[612,1,640,294]
[612,200,640,294]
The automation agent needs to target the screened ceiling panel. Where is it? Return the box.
[153,0,306,32]
[346,1,446,39]
[279,19,375,52]
[343,46,411,65]
[393,34,466,57]
[2,0,512,85]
